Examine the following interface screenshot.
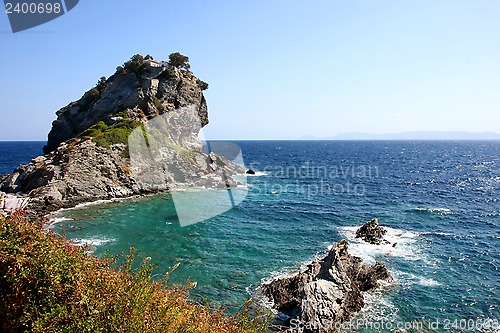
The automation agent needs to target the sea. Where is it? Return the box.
[1,140,499,332]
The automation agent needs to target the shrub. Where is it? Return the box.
[79,119,140,149]
[158,68,174,80]
[116,66,126,75]
[96,76,107,93]
[152,95,164,112]
[123,54,149,77]
[197,79,209,91]
[0,213,268,332]
[168,52,190,70]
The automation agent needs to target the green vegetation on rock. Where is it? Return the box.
[96,76,108,94]
[120,54,150,77]
[168,52,190,70]
[79,117,140,150]
[197,79,209,91]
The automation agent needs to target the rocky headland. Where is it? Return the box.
[0,54,243,216]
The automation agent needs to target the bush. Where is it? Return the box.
[197,79,209,91]
[168,52,190,70]
[116,66,126,75]
[123,54,149,76]
[152,95,164,112]
[158,68,174,80]
[0,213,268,332]
[96,76,107,94]
[79,119,140,149]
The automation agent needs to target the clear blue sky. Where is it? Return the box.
[0,0,499,140]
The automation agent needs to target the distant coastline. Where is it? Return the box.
[299,131,500,141]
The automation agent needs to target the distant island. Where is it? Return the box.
[299,131,500,140]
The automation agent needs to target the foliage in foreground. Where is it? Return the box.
[0,213,268,333]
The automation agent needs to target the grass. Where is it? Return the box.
[80,119,139,150]
[0,213,269,333]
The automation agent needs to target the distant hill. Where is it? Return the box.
[299,131,500,140]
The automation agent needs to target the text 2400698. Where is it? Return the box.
[5,2,61,14]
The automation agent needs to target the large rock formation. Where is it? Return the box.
[0,55,243,214]
[355,218,389,245]
[43,55,208,154]
[261,240,391,332]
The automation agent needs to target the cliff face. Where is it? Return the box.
[44,57,208,154]
[1,55,242,213]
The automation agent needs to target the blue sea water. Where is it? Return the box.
[0,141,45,175]
[2,140,499,332]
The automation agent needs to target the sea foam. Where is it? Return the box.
[410,207,452,214]
[338,226,421,265]
[71,237,115,248]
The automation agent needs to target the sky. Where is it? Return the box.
[0,0,499,140]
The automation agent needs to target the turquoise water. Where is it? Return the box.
[45,141,499,331]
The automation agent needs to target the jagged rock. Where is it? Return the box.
[261,240,392,332]
[43,59,208,154]
[357,262,391,291]
[355,218,389,245]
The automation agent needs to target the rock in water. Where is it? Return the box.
[260,240,392,332]
[355,218,389,245]
[245,169,256,175]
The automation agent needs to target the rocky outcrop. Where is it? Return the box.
[260,240,391,332]
[0,55,244,215]
[43,56,208,154]
[355,218,389,245]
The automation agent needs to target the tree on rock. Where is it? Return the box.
[96,76,107,93]
[169,52,190,70]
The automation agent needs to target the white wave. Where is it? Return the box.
[44,216,74,230]
[54,199,115,214]
[414,207,452,214]
[259,251,327,287]
[338,226,421,264]
[418,277,441,287]
[71,237,115,248]
[49,216,74,224]
[260,267,301,286]
[355,288,401,327]
[245,171,269,177]
[393,271,442,288]
[73,199,115,209]
[56,195,143,213]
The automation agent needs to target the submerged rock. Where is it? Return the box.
[260,240,392,332]
[355,218,389,245]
